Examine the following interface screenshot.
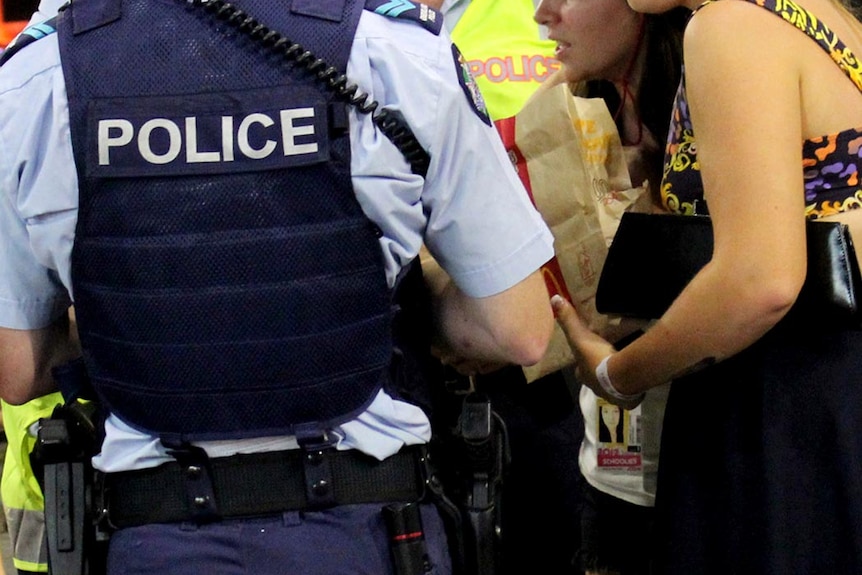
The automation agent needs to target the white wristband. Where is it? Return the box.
[595,355,644,403]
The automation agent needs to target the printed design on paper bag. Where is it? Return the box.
[452,44,492,126]
[573,118,611,164]
[596,398,643,471]
[591,177,628,206]
[495,116,573,300]
[578,246,596,286]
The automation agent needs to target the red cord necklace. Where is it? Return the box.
[612,14,647,146]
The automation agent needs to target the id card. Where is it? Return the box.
[596,398,643,471]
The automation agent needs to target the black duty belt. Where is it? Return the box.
[104,445,426,529]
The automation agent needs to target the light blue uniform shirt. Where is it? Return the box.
[0,7,554,471]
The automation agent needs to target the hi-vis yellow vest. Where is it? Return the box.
[2,393,64,573]
[450,0,559,120]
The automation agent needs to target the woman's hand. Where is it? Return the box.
[551,295,643,409]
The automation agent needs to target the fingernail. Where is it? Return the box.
[550,294,565,311]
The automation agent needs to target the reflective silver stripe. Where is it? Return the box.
[5,506,48,570]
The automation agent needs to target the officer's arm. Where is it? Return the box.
[0,311,79,404]
[425,263,553,368]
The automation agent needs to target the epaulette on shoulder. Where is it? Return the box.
[364,0,442,35]
[0,17,58,67]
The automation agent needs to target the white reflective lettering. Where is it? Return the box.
[98,108,322,169]
[185,117,221,163]
[485,57,506,82]
[138,119,182,164]
[238,113,276,159]
[222,116,235,162]
[280,108,318,156]
[98,119,134,165]
[506,56,529,82]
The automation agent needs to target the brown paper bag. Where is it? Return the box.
[495,83,649,383]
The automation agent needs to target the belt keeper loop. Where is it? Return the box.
[165,442,221,523]
[298,431,337,509]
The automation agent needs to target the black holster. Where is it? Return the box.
[32,399,108,575]
[433,389,509,575]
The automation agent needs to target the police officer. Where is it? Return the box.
[1,393,63,575]
[439,0,560,121]
[0,0,555,573]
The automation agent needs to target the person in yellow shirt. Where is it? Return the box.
[443,0,560,121]
[1,394,63,575]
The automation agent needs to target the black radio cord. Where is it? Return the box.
[185,0,430,177]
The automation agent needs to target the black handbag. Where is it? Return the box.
[595,212,862,326]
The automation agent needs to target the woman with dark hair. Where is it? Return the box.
[572,6,688,207]
[533,2,686,574]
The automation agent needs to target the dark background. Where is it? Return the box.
[2,0,39,22]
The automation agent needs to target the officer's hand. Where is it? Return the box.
[431,345,507,376]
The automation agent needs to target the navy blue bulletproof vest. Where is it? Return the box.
[58,0,415,441]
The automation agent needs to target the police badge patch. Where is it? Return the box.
[452,44,491,126]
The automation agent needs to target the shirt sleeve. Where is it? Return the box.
[0,34,75,329]
[349,11,553,298]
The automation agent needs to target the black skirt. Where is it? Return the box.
[653,322,862,575]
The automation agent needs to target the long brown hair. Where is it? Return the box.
[840,0,862,19]
[586,8,686,149]
[584,7,687,204]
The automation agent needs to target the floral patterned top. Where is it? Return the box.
[661,0,862,217]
